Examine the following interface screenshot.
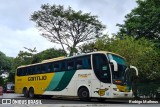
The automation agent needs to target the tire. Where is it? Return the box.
[78,87,90,101]
[23,88,28,97]
[28,88,35,98]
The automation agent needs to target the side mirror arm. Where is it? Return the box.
[110,59,118,72]
[130,66,138,76]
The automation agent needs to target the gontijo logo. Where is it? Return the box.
[28,75,47,81]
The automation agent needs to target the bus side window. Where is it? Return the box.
[54,63,59,72]
[23,68,27,76]
[34,66,38,74]
[37,65,41,74]
[27,67,32,75]
[47,63,53,73]
[17,69,21,76]
[83,55,91,69]
[67,60,74,70]
[41,64,46,73]
[17,68,23,76]
[32,66,35,75]
[61,61,67,71]
[76,58,83,69]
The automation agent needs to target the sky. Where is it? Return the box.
[0,0,137,57]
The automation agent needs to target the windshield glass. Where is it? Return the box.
[108,54,126,66]
[107,54,127,81]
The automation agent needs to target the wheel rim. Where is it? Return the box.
[82,91,88,98]
[29,89,34,98]
[29,91,33,98]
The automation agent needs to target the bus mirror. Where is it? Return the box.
[130,66,138,76]
[110,60,118,72]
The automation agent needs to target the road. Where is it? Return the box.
[0,93,160,107]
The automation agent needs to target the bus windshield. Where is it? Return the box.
[107,54,128,84]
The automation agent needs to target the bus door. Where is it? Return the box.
[92,54,111,98]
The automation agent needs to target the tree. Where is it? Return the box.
[79,42,96,53]
[32,48,65,63]
[0,77,4,86]
[117,0,160,41]
[31,4,105,56]
[0,51,13,72]
[0,51,13,85]
[11,47,37,74]
[95,35,160,81]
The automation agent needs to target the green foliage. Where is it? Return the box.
[0,77,4,86]
[137,50,160,81]
[115,0,160,81]
[79,42,96,53]
[137,82,160,98]
[0,51,13,85]
[95,35,160,81]
[31,4,105,56]
[11,47,37,74]
[0,51,13,71]
[117,0,160,41]
[7,72,15,83]
[32,48,65,63]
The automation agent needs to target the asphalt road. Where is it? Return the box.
[0,93,160,107]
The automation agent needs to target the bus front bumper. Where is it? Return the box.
[111,91,133,98]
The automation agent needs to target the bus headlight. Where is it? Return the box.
[113,88,120,92]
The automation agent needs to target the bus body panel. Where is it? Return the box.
[15,73,55,94]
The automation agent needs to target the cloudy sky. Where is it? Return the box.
[0,0,137,57]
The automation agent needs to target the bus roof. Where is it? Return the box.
[17,51,124,69]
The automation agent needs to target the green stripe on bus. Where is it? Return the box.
[45,72,65,91]
[53,70,76,91]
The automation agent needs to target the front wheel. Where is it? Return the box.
[78,87,90,101]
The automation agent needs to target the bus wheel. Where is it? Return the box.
[28,87,34,98]
[23,88,28,97]
[78,87,90,101]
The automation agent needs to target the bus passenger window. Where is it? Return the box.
[28,68,32,75]
[32,67,35,75]
[83,56,91,69]
[61,61,66,71]
[17,69,22,76]
[23,68,27,76]
[36,66,41,74]
[54,63,59,72]
[67,60,74,70]
[48,64,53,72]
[34,66,38,74]
[77,64,82,69]
[41,65,46,73]
[68,66,73,70]
[76,59,83,69]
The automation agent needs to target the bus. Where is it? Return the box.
[15,51,138,100]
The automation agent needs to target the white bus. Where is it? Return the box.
[15,51,138,101]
